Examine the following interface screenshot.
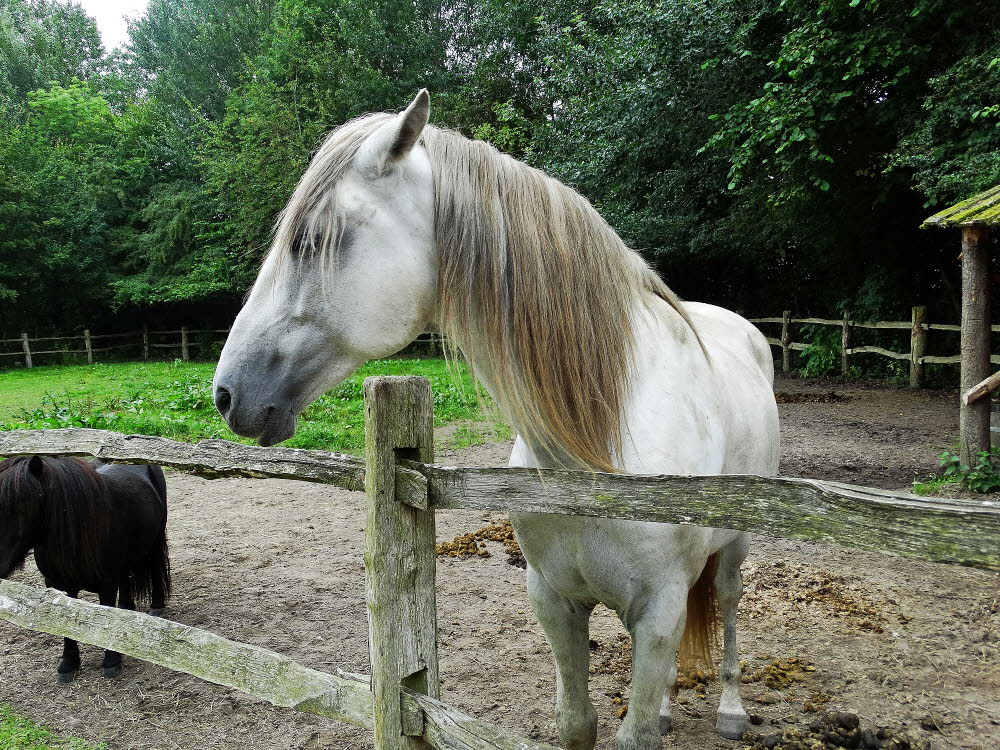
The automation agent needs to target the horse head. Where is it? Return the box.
[214,91,437,445]
[0,456,45,578]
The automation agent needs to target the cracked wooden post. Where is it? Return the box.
[909,306,927,388]
[961,227,991,466]
[181,326,190,361]
[21,333,31,369]
[364,376,438,750]
[84,329,93,364]
[841,318,851,377]
[781,310,791,373]
[142,324,150,360]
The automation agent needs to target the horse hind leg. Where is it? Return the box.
[714,534,751,740]
[528,567,598,750]
[148,535,170,617]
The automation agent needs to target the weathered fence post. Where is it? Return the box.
[20,333,31,369]
[142,324,150,360]
[781,310,792,372]
[363,376,438,750]
[961,227,992,466]
[84,329,93,364]
[841,319,852,376]
[180,327,190,362]
[910,306,927,388]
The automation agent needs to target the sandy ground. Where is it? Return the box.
[2,373,998,750]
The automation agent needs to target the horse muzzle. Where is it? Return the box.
[213,384,298,447]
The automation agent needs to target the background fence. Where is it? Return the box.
[749,306,999,387]
[1,376,998,750]
[0,329,444,368]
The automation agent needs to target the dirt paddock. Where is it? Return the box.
[2,373,999,750]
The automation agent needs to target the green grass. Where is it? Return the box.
[912,477,960,496]
[0,705,105,750]
[0,358,502,454]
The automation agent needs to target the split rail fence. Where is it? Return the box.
[0,329,444,368]
[1,377,998,750]
[749,306,999,388]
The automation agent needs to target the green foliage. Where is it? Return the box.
[0,358,501,454]
[0,703,105,750]
[938,448,1000,494]
[797,324,841,377]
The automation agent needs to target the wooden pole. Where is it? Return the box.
[960,226,992,467]
[909,306,927,388]
[781,310,791,373]
[21,333,31,369]
[84,329,93,364]
[143,324,150,360]
[181,326,190,362]
[841,319,851,377]
[363,376,438,750]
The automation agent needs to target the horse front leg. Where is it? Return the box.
[51,586,81,684]
[528,566,598,750]
[617,587,686,750]
[714,534,750,739]
[99,583,126,678]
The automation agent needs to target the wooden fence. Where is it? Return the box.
[749,306,999,387]
[1,377,998,750]
[0,329,444,368]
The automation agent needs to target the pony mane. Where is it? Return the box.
[0,456,111,580]
[269,115,697,472]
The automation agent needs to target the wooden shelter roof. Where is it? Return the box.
[922,184,1000,228]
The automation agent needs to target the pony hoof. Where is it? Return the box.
[56,671,77,685]
[716,712,749,740]
[658,714,673,734]
[148,607,164,617]
[102,664,123,679]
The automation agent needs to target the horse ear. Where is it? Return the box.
[361,89,430,174]
[27,456,43,479]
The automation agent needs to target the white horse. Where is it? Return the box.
[213,91,779,750]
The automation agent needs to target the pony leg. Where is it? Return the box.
[528,567,597,750]
[100,585,125,678]
[714,534,750,739]
[617,588,686,750]
[53,587,81,684]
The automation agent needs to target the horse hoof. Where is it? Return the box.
[102,664,123,679]
[716,711,749,740]
[658,714,673,734]
[56,671,77,685]
[148,607,164,617]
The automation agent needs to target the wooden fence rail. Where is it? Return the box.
[0,329,444,368]
[1,377,998,750]
[749,306,1000,387]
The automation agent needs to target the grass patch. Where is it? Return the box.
[0,704,105,749]
[0,358,504,454]
[912,477,961,496]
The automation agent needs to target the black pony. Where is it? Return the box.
[0,455,170,682]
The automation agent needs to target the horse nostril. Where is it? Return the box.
[214,386,233,417]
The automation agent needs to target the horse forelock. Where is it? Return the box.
[265,111,697,472]
[0,456,111,580]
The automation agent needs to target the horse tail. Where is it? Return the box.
[126,466,172,606]
[678,552,719,676]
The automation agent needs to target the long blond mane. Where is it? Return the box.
[271,115,696,472]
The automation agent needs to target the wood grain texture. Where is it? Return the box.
[364,376,440,750]
[414,463,1000,570]
[961,225,992,466]
[0,428,366,491]
[781,310,791,372]
[0,579,375,727]
[910,306,927,388]
[963,369,1000,406]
